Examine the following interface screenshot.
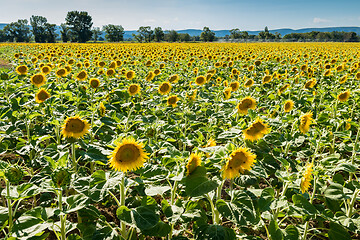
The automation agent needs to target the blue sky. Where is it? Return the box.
[1,0,360,30]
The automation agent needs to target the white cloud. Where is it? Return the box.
[144,19,156,23]
[313,17,330,23]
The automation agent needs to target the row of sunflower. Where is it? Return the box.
[0,42,359,240]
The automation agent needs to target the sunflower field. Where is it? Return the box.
[0,42,359,240]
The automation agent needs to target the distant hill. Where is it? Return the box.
[1,23,360,39]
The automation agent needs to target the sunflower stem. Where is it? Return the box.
[90,88,95,143]
[349,127,360,181]
[347,189,359,218]
[71,142,77,172]
[302,175,317,240]
[58,189,66,240]
[120,173,127,239]
[6,180,13,233]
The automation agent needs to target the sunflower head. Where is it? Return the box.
[128,84,141,96]
[223,87,232,100]
[31,74,47,87]
[52,168,71,189]
[195,76,206,86]
[244,79,254,88]
[229,81,240,91]
[89,78,100,88]
[61,116,90,139]
[299,112,313,134]
[108,138,149,172]
[300,162,314,193]
[35,88,51,103]
[186,89,197,101]
[204,137,216,147]
[41,66,51,75]
[106,68,116,77]
[337,90,350,102]
[5,165,25,185]
[167,95,179,107]
[186,153,202,176]
[222,147,256,179]
[158,82,172,95]
[262,75,272,84]
[154,69,161,75]
[168,74,179,83]
[16,65,28,75]
[146,71,155,81]
[284,100,294,113]
[237,97,256,115]
[304,79,316,89]
[99,102,106,117]
[76,70,88,81]
[126,70,135,80]
[244,118,270,142]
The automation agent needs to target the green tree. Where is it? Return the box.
[103,24,124,42]
[134,26,154,42]
[4,19,31,42]
[154,27,164,42]
[60,24,70,42]
[65,11,93,43]
[44,23,57,43]
[91,27,102,42]
[229,28,241,39]
[200,27,215,42]
[179,33,191,42]
[165,30,179,42]
[30,15,48,43]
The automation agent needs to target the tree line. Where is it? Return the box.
[0,11,359,43]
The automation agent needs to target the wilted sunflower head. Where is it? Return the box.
[158,82,172,95]
[128,84,141,96]
[61,116,90,139]
[35,88,51,103]
[108,138,149,172]
[5,165,25,184]
[31,74,47,87]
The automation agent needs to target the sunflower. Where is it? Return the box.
[300,162,313,193]
[244,118,270,141]
[356,72,360,80]
[35,88,50,103]
[186,89,197,101]
[223,87,232,100]
[167,95,179,107]
[76,70,88,81]
[16,65,28,75]
[229,81,240,91]
[168,74,179,83]
[61,116,90,139]
[304,79,316,89]
[186,153,201,176]
[236,97,256,115]
[284,100,294,112]
[345,118,351,130]
[195,76,206,86]
[262,75,272,84]
[204,137,216,147]
[41,66,51,75]
[340,75,348,84]
[278,84,290,95]
[99,102,106,117]
[128,84,141,96]
[30,74,47,87]
[299,112,313,134]
[146,71,155,81]
[244,79,254,88]
[222,147,256,179]
[108,138,149,172]
[337,90,350,102]
[154,69,161,75]
[126,70,135,80]
[158,82,172,95]
[89,78,100,88]
[106,68,116,77]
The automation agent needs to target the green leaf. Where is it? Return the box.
[328,222,351,240]
[268,219,283,240]
[141,221,171,237]
[324,182,352,200]
[284,225,299,240]
[145,185,171,196]
[116,206,132,224]
[195,224,236,240]
[290,194,317,217]
[132,205,159,230]
[65,194,89,214]
[185,166,218,197]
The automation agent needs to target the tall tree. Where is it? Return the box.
[30,15,48,43]
[103,24,124,42]
[45,23,57,43]
[200,27,215,42]
[65,11,93,43]
[92,27,102,42]
[60,23,70,42]
[165,30,179,42]
[229,28,241,39]
[135,26,154,43]
[4,19,31,42]
[154,27,164,42]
